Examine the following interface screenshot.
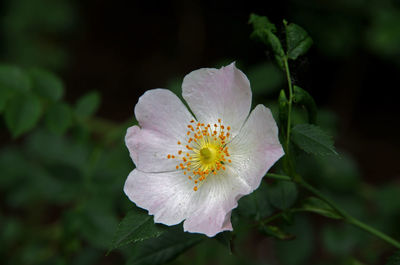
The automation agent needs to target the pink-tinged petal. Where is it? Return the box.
[125,126,185,172]
[134,89,194,140]
[228,104,284,190]
[183,168,251,237]
[126,89,194,172]
[182,62,251,137]
[124,169,194,225]
[124,168,251,237]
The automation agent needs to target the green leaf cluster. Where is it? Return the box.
[0,64,101,137]
[292,124,337,156]
[249,13,313,68]
[249,14,336,158]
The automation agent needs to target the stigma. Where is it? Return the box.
[167,119,232,191]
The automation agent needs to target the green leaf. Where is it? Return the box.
[278,89,289,129]
[267,181,298,210]
[293,86,317,124]
[0,87,12,113]
[126,227,203,265]
[4,93,42,137]
[45,103,73,134]
[75,91,101,120]
[109,208,166,253]
[249,13,276,33]
[28,68,64,101]
[237,181,273,220]
[0,65,31,112]
[0,64,31,93]
[285,22,313,60]
[268,33,286,69]
[386,250,400,265]
[292,124,337,156]
[300,197,342,219]
[259,224,295,240]
[249,14,285,68]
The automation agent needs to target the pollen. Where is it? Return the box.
[169,118,232,191]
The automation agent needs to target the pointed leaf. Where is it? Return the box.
[0,65,31,93]
[126,227,203,265]
[28,68,64,101]
[249,14,285,68]
[249,13,276,33]
[0,87,12,113]
[292,124,337,156]
[267,181,298,210]
[285,22,313,60]
[45,103,73,134]
[75,91,100,120]
[0,65,31,112]
[293,85,317,124]
[109,208,166,253]
[4,94,42,137]
[238,181,273,220]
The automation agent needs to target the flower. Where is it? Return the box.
[124,62,284,237]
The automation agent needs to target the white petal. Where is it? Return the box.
[228,104,284,190]
[182,62,251,137]
[125,126,185,172]
[126,89,194,172]
[124,168,251,237]
[183,168,251,237]
[124,169,194,225]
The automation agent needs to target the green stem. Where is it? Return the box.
[283,57,293,151]
[259,211,286,226]
[266,173,400,249]
[265,173,292,182]
[347,218,400,249]
[298,179,350,219]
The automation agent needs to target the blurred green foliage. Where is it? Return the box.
[1,0,77,70]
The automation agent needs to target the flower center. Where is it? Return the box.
[200,146,216,163]
[167,119,232,191]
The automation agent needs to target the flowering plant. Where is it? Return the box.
[1,7,399,265]
[113,14,400,264]
[124,63,284,236]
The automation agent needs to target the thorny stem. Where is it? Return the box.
[269,22,400,250]
[265,173,400,249]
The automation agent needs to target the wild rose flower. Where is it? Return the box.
[124,63,284,237]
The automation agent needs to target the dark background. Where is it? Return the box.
[63,0,399,183]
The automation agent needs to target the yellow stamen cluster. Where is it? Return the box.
[167,119,232,191]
